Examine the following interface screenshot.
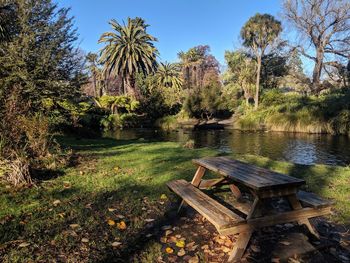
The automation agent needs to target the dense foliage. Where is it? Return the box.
[0,0,349,186]
[0,0,86,185]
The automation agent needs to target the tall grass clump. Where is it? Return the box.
[235,89,350,135]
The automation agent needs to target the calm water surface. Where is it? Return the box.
[106,128,350,166]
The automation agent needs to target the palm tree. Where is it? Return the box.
[99,17,158,97]
[86,52,101,97]
[241,13,282,109]
[155,62,183,89]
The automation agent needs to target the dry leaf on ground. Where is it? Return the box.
[165,247,174,254]
[117,221,127,230]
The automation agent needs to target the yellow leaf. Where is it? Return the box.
[176,240,185,248]
[58,213,65,218]
[112,241,122,247]
[63,181,71,189]
[165,247,174,254]
[107,219,115,226]
[160,194,168,200]
[18,242,30,248]
[108,208,117,212]
[117,221,127,230]
[69,224,80,229]
[53,200,61,206]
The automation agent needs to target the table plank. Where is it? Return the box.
[193,157,305,191]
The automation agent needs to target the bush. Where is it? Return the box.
[101,113,140,130]
[154,115,178,130]
[183,81,230,119]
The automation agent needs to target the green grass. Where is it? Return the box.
[0,136,349,261]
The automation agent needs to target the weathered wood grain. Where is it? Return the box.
[193,157,305,191]
[167,179,245,231]
[297,190,334,208]
[220,206,331,235]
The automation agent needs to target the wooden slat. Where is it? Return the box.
[220,206,331,235]
[193,157,305,191]
[198,178,226,189]
[297,190,334,208]
[167,180,245,230]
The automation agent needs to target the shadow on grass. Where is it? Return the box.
[1,137,348,262]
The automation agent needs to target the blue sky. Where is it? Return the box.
[58,0,283,66]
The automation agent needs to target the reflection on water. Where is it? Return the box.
[105,128,350,166]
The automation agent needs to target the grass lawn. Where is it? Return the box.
[0,136,349,262]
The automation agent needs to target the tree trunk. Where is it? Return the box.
[254,56,261,110]
[92,74,97,97]
[125,74,137,98]
[312,48,324,93]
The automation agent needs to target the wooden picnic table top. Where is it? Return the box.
[193,156,305,191]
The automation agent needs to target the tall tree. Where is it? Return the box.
[86,52,101,97]
[155,62,183,89]
[178,45,219,89]
[241,13,282,109]
[0,0,85,110]
[99,17,158,97]
[283,0,350,92]
[225,50,256,105]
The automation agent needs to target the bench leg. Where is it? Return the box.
[287,195,320,238]
[229,183,242,199]
[228,230,253,262]
[178,166,206,213]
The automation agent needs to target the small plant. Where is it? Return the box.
[183,139,195,149]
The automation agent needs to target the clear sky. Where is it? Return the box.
[58,0,282,65]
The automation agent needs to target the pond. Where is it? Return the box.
[105,128,350,166]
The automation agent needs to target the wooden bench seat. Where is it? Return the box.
[167,179,245,233]
[297,190,334,208]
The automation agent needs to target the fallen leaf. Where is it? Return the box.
[69,224,80,229]
[160,237,167,243]
[176,240,185,248]
[114,166,121,172]
[188,245,198,251]
[177,248,186,257]
[165,230,173,236]
[108,208,117,212]
[112,241,122,247]
[63,182,71,189]
[279,241,291,246]
[160,194,168,200]
[186,241,195,248]
[271,258,280,263]
[18,242,30,248]
[222,246,231,253]
[165,247,174,254]
[53,200,61,206]
[189,255,199,263]
[145,218,155,222]
[58,213,65,218]
[81,238,89,243]
[116,214,125,219]
[117,221,127,230]
[107,219,115,226]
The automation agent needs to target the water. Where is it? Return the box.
[106,128,350,166]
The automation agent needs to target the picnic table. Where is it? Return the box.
[167,156,333,262]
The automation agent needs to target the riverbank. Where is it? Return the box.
[155,89,350,136]
[0,137,349,261]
